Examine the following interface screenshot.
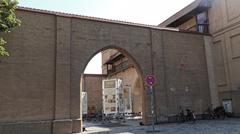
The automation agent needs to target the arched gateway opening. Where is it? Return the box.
[80,47,146,132]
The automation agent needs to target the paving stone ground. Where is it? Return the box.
[82,118,240,134]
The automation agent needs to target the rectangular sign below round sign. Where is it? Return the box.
[145,74,156,86]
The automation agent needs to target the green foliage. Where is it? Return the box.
[0,37,8,56]
[0,0,21,56]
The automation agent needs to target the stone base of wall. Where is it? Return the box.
[0,121,52,134]
[0,119,81,134]
[53,119,72,134]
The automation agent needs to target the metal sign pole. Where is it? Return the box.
[150,85,155,133]
[145,75,159,133]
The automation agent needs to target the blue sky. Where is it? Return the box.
[18,0,195,74]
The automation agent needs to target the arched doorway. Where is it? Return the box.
[80,47,145,132]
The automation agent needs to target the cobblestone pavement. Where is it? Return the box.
[82,118,240,134]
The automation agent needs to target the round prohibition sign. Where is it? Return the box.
[145,74,156,86]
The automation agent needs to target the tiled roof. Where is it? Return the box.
[17,6,178,31]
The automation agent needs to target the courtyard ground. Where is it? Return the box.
[82,118,240,134]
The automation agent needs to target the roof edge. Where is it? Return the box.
[158,0,208,27]
[16,6,179,31]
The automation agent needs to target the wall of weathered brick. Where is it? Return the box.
[0,8,212,133]
[151,30,211,121]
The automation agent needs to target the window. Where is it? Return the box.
[197,12,209,33]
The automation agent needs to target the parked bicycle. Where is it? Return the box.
[204,106,226,120]
[177,108,196,123]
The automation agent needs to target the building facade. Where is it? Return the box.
[102,49,143,114]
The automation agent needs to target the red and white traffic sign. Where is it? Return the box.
[145,74,156,86]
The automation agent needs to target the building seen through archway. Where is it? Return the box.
[81,48,143,126]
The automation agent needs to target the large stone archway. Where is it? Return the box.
[80,46,147,120]
[70,22,154,133]
[0,7,212,134]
